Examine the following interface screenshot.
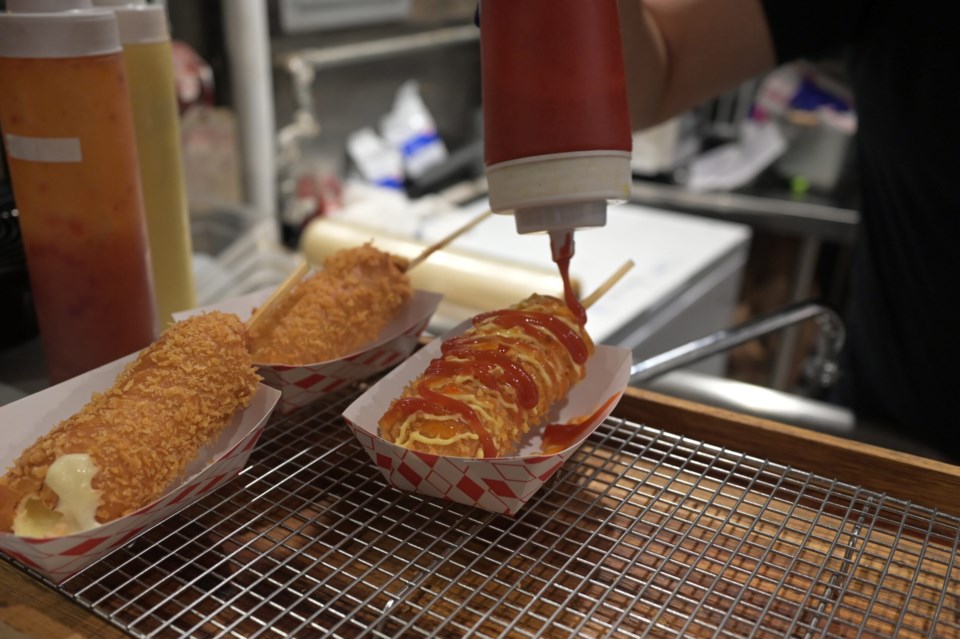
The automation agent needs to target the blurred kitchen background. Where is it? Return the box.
[2,0,937,457]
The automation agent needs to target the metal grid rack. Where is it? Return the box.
[16,387,960,638]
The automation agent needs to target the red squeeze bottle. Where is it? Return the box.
[479,0,632,318]
[481,0,632,166]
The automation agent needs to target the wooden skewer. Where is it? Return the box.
[582,260,635,310]
[246,260,310,332]
[245,210,492,332]
[406,209,494,271]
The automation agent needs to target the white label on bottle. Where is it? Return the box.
[4,134,82,163]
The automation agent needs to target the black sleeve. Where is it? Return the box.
[759,0,875,64]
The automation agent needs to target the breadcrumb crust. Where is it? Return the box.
[379,295,594,458]
[249,244,413,364]
[0,312,260,533]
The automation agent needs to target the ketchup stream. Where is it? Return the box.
[551,231,587,326]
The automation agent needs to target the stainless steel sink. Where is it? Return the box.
[627,299,949,461]
[636,370,948,461]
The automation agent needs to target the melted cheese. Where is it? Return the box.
[395,412,459,447]
[12,453,102,538]
[445,392,498,424]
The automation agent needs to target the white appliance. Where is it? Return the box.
[422,199,752,378]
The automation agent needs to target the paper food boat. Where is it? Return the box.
[343,325,632,515]
[0,353,281,584]
[177,287,443,415]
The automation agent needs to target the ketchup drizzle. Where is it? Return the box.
[474,309,589,364]
[552,231,588,326]
[388,299,589,460]
[541,393,621,455]
[391,390,498,458]
[435,341,539,409]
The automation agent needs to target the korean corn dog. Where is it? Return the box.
[0,312,260,536]
[378,294,594,458]
[249,243,413,364]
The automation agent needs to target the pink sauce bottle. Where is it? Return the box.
[479,0,632,266]
[0,4,158,383]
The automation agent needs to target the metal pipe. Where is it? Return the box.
[222,0,277,232]
[642,369,855,435]
[771,235,822,389]
[630,300,845,386]
[629,181,859,243]
[278,25,479,71]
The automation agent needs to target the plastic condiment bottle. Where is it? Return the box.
[92,0,196,325]
[479,0,633,260]
[0,6,159,383]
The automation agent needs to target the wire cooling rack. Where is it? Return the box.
[13,386,960,638]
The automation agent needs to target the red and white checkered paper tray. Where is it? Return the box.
[176,287,443,415]
[0,353,281,584]
[343,327,632,515]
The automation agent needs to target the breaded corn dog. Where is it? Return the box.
[0,311,260,536]
[378,294,594,458]
[249,243,413,364]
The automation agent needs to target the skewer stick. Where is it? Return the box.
[406,209,494,271]
[582,260,635,310]
[246,260,310,332]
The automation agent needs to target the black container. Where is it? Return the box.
[0,185,38,350]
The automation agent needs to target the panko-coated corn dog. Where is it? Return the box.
[0,311,260,537]
[249,243,413,364]
[378,294,594,458]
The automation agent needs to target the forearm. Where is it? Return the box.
[617,0,671,130]
[617,0,777,131]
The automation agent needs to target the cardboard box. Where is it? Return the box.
[0,353,281,584]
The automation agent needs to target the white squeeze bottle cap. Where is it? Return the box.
[514,201,607,261]
[91,0,168,46]
[513,201,607,235]
[0,7,120,59]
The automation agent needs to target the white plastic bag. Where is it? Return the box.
[346,126,404,189]
[380,80,448,180]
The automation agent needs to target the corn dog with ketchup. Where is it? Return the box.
[249,243,413,364]
[378,294,594,458]
[0,311,260,537]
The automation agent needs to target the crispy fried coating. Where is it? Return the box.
[379,295,594,458]
[249,243,413,364]
[0,312,260,533]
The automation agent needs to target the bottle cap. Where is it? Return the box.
[513,201,607,235]
[0,9,121,59]
[107,4,169,44]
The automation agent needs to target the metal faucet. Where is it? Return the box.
[630,300,845,388]
[276,55,322,219]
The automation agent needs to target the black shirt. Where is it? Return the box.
[760,1,959,458]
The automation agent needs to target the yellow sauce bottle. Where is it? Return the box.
[95,0,196,325]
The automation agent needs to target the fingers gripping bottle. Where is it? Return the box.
[479,0,632,319]
[0,5,159,382]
